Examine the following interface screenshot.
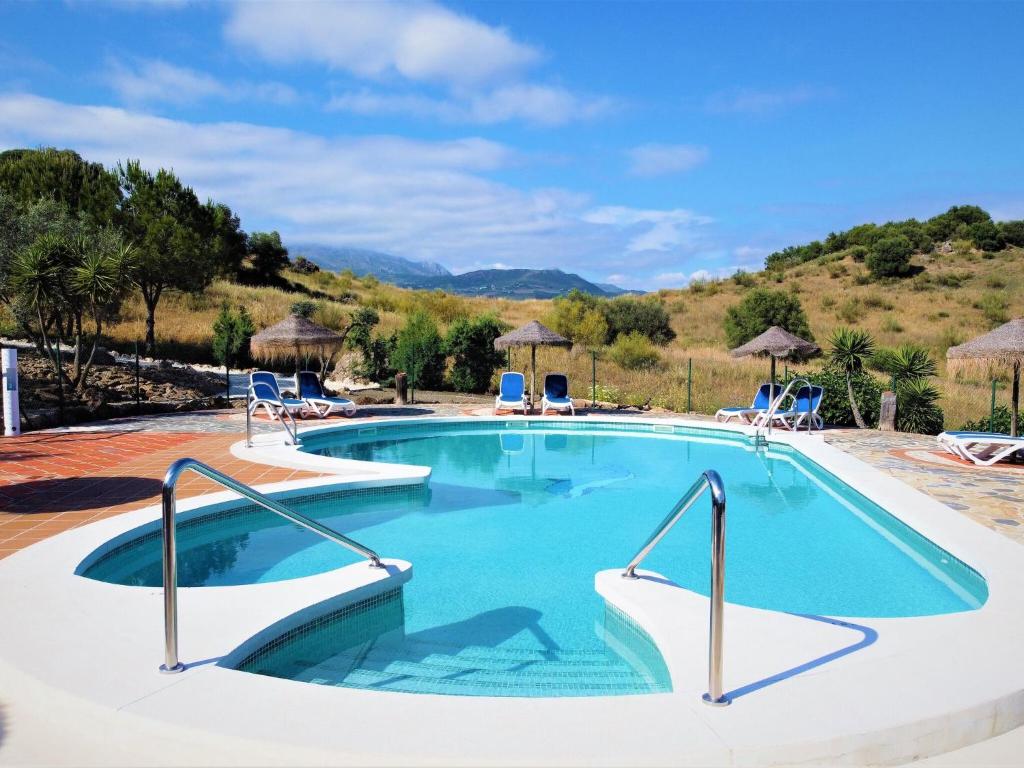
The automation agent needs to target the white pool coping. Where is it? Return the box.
[2,415,1024,766]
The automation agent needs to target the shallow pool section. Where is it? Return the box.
[79,421,987,697]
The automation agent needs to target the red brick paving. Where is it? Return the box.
[0,430,325,559]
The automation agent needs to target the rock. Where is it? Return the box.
[92,347,116,365]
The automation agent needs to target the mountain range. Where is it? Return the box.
[289,244,635,298]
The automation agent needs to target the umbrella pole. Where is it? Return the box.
[531,345,537,413]
[1013,360,1020,439]
[770,356,777,389]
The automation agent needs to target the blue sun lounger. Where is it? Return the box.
[495,371,529,414]
[296,370,357,418]
[715,383,780,424]
[541,373,575,416]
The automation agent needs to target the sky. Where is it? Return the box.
[1,1,1022,290]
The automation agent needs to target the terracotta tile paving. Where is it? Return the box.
[0,428,326,558]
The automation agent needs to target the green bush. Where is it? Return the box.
[722,288,813,348]
[895,378,944,435]
[731,270,756,287]
[866,235,913,278]
[848,245,869,262]
[392,311,446,390]
[608,332,664,371]
[445,314,508,393]
[1000,220,1024,247]
[211,304,254,369]
[602,296,676,345]
[977,292,1009,327]
[967,221,1005,252]
[963,405,1024,435]
[788,369,883,428]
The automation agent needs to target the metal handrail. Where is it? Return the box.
[159,457,383,673]
[756,377,816,437]
[622,469,729,707]
[245,386,301,447]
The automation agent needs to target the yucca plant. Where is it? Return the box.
[896,378,945,435]
[828,327,876,428]
[872,344,937,387]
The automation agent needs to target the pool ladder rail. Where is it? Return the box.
[752,377,818,448]
[159,458,384,674]
[245,385,301,447]
[623,469,729,707]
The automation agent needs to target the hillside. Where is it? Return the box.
[399,268,627,298]
[290,245,450,280]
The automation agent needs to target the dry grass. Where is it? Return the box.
[5,245,1021,427]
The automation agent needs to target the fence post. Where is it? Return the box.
[686,358,692,413]
[591,350,597,407]
[990,379,997,433]
[56,338,65,427]
[135,341,141,415]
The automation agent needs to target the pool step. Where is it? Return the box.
[253,638,668,697]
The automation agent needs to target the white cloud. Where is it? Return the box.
[626,143,708,177]
[327,84,613,126]
[105,58,299,106]
[0,93,727,288]
[706,86,834,115]
[733,245,767,260]
[582,206,714,253]
[225,1,538,88]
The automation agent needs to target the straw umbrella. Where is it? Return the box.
[730,326,820,388]
[494,320,571,409]
[249,314,346,378]
[947,318,1024,437]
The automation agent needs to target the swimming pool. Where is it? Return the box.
[79,420,987,698]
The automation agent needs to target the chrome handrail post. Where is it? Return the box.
[160,459,186,673]
[159,457,383,673]
[245,397,253,448]
[702,469,729,707]
[623,474,708,579]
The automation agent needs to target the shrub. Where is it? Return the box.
[602,296,676,345]
[934,271,971,288]
[211,304,254,370]
[731,270,756,287]
[862,293,894,310]
[880,316,903,333]
[866,235,913,278]
[391,311,446,390]
[963,405,1024,435]
[545,289,606,347]
[986,276,1007,289]
[352,332,396,384]
[722,288,813,348]
[836,298,864,324]
[290,256,320,274]
[608,332,664,371]
[444,314,508,393]
[788,369,883,428]
[827,262,848,279]
[1000,220,1024,247]
[894,378,944,435]
[848,245,869,262]
[977,292,1009,327]
[290,299,317,318]
[820,296,836,310]
[967,221,1005,252]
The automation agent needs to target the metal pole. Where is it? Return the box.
[56,338,65,427]
[160,477,183,673]
[245,399,252,447]
[990,379,997,434]
[687,357,692,413]
[591,350,597,407]
[135,341,141,414]
[225,361,231,402]
[703,469,729,706]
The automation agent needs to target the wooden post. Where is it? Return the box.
[530,344,536,412]
[879,391,897,431]
[395,372,408,405]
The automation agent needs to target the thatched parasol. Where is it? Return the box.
[250,314,346,375]
[494,320,571,408]
[730,326,820,387]
[947,318,1024,437]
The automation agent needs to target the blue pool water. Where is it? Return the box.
[81,421,987,697]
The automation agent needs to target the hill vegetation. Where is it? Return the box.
[2,146,1022,431]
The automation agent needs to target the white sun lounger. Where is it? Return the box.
[937,431,1024,466]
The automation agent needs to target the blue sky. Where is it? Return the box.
[1,1,1022,289]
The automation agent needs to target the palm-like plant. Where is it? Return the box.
[872,344,937,387]
[828,327,876,429]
